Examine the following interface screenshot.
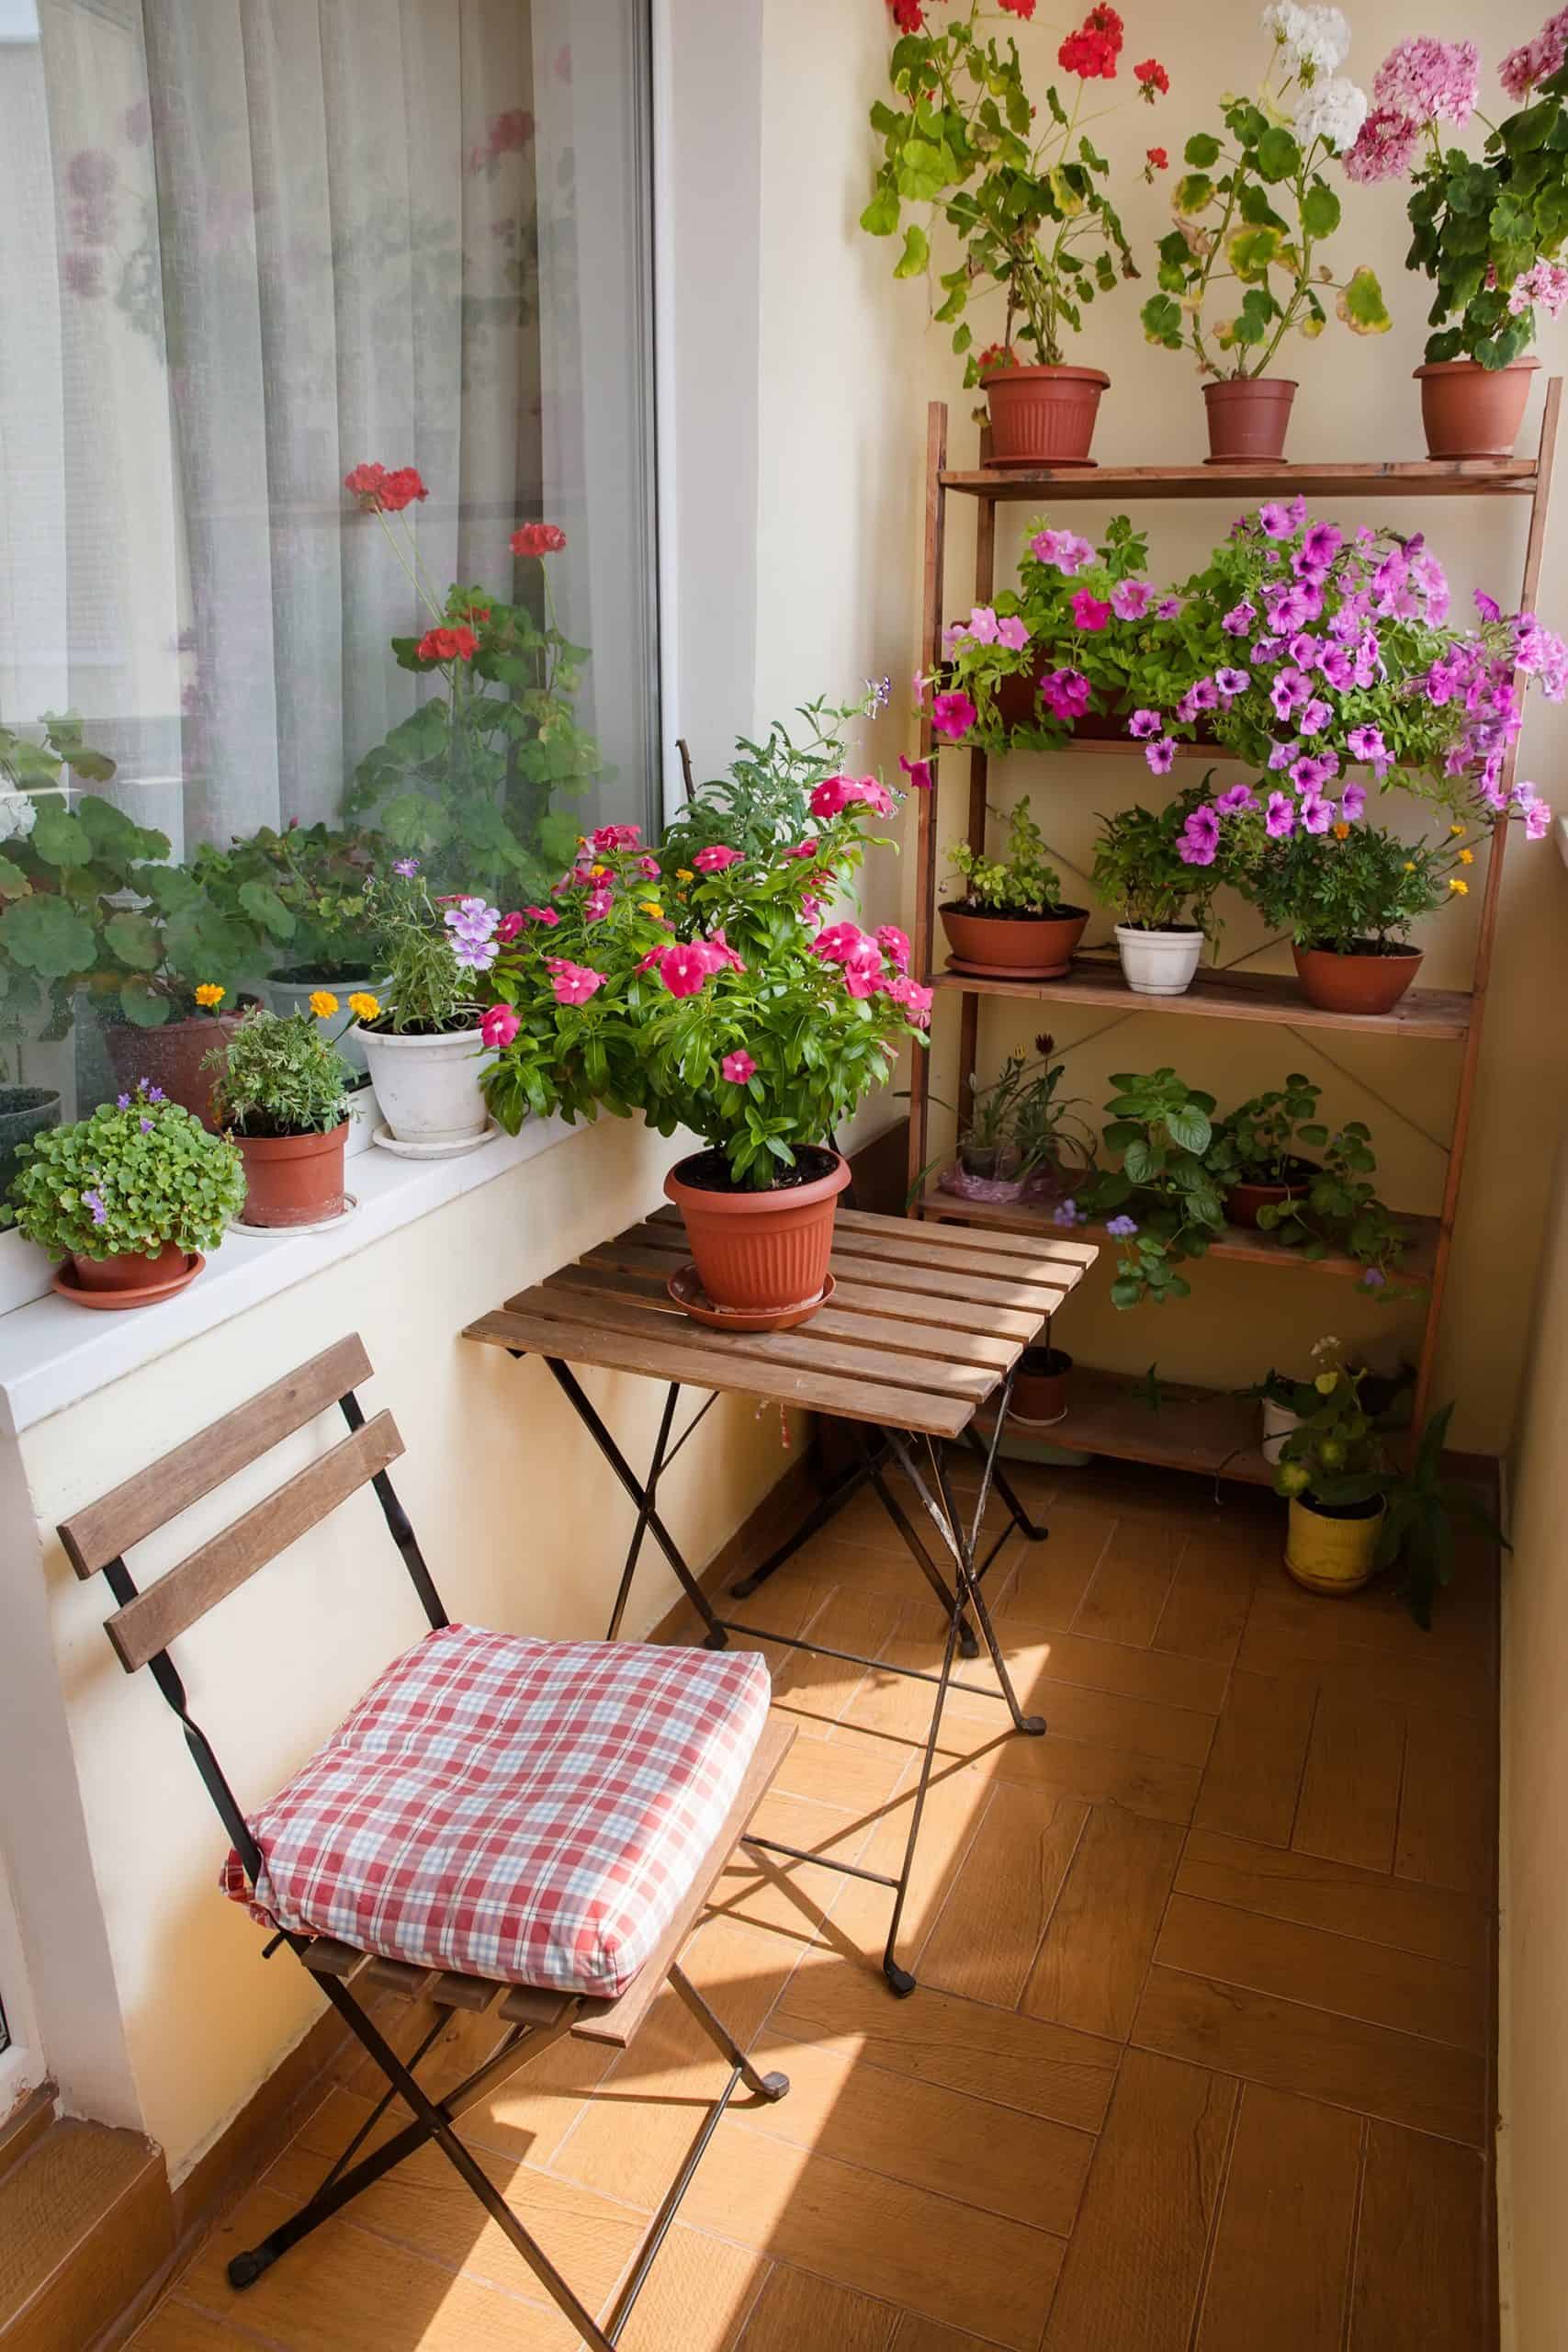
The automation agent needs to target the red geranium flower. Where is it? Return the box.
[416,625,479,662]
[998,0,1036,17]
[511,521,568,557]
[975,340,1018,373]
[379,467,428,513]
[889,0,924,27]
[344,461,388,508]
[1146,145,1169,170]
[1134,57,1169,96]
[1058,3,1122,78]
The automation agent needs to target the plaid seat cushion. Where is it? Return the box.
[220,1623,771,1996]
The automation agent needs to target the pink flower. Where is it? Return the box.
[899,754,934,791]
[855,777,895,816]
[1111,580,1153,620]
[1145,738,1177,775]
[1071,590,1113,632]
[592,822,641,852]
[1373,35,1479,127]
[658,943,714,999]
[810,774,854,818]
[813,922,864,965]
[694,843,744,872]
[876,924,912,974]
[547,961,606,1006]
[841,940,886,999]
[1042,668,1091,720]
[931,691,977,740]
[1344,106,1423,184]
[783,840,819,860]
[523,904,560,927]
[1128,708,1163,740]
[1030,527,1095,573]
[480,1002,521,1048]
[883,974,934,1027]
[495,911,525,944]
[721,1050,758,1083]
[704,928,745,972]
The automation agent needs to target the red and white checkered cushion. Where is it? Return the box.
[220,1623,771,1996]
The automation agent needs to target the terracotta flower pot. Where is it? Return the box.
[1011,1344,1072,1427]
[107,1014,242,1130]
[940,903,1089,978]
[1224,1159,1320,1231]
[1202,378,1297,464]
[1293,944,1422,1017]
[983,365,1110,468]
[234,1122,349,1228]
[1285,1495,1386,1596]
[664,1148,850,1326]
[1415,357,1538,459]
[70,1240,189,1296]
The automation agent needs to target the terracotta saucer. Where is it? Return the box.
[944,955,1073,981]
[986,455,1099,471]
[51,1252,206,1311]
[666,1263,835,1333]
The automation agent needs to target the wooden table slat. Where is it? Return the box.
[464,1308,975,1437]
[511,1282,1003,1403]
[644,1199,1092,1280]
[823,1274,1043,1345]
[590,1227,1074,1318]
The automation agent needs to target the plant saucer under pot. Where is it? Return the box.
[664,1145,849,1329]
[940,901,1089,980]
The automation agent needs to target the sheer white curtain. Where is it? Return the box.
[0,0,654,854]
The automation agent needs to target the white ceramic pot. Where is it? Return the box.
[266,970,389,1077]
[1261,1398,1301,1465]
[1114,923,1203,997]
[358,1024,491,1146]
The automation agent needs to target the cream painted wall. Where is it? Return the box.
[4,1118,793,2175]
[754,0,1568,1447]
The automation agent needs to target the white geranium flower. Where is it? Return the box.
[1296,74,1369,152]
[0,794,37,843]
[1262,3,1350,79]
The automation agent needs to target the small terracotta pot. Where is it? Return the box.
[1011,1346,1072,1426]
[234,1122,349,1228]
[1224,1159,1320,1230]
[1415,357,1538,459]
[1202,378,1297,464]
[665,1150,851,1325]
[71,1240,188,1295]
[940,903,1089,978]
[107,1014,242,1130]
[1293,944,1422,1017]
[983,365,1110,468]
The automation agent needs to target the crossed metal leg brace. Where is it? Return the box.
[226,1953,786,2351]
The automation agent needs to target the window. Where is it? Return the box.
[0,0,658,1114]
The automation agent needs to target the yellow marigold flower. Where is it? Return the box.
[1450,823,1465,837]
[347,991,380,1022]
[1332,821,1349,840]
[638,902,664,919]
[1449,877,1469,895]
[309,989,340,1018]
[1402,860,1416,873]
[676,867,694,884]
[591,864,609,877]
[194,982,225,1008]
[1458,848,1473,865]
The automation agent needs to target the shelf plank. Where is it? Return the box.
[985,1364,1277,1485]
[919,1183,1438,1288]
[941,458,1539,504]
[929,957,1473,1040]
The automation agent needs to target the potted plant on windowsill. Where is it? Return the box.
[209,821,384,1075]
[942,799,1088,978]
[6,1080,245,1308]
[862,3,1170,467]
[483,778,931,1328]
[1140,9,1388,461]
[356,863,495,1153]
[1089,789,1222,996]
[1346,24,1568,457]
[207,1002,373,1227]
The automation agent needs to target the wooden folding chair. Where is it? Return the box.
[61,1335,795,2352]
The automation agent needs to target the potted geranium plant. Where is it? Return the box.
[863,2,1170,465]
[357,863,496,1153]
[483,780,931,1327]
[207,1004,371,1228]
[1140,7,1389,459]
[1346,23,1568,455]
[1089,787,1223,995]
[209,822,383,1074]
[942,798,1088,976]
[7,1080,245,1308]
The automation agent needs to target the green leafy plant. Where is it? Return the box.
[482,797,931,1187]
[1141,15,1390,376]
[1379,1400,1507,1627]
[1250,1120,1416,1291]
[1226,810,1475,952]
[1348,26,1568,368]
[1090,790,1223,933]
[1077,1068,1224,1306]
[930,1035,1094,1182]
[947,799,1070,915]
[207,1009,356,1138]
[364,865,485,1036]
[660,692,886,867]
[8,1081,245,1261]
[1273,1359,1387,1503]
[861,5,1170,376]
[205,822,382,978]
[1204,1071,1328,1188]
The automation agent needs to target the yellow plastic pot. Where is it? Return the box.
[1284,1496,1386,1596]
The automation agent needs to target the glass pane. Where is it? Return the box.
[0,0,657,1118]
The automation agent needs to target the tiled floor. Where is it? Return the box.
[132,1453,1498,2352]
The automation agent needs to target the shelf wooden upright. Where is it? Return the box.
[905,386,1562,1484]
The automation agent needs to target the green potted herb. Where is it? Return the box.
[8,1081,245,1308]
[942,799,1088,978]
[1077,1067,1224,1306]
[660,691,887,866]
[1012,1318,1074,1428]
[1247,1119,1415,1294]
[1204,1073,1328,1227]
[1140,10,1389,459]
[930,1035,1094,1204]
[1346,26,1568,455]
[357,864,494,1154]
[1089,791,1222,997]
[207,1006,367,1228]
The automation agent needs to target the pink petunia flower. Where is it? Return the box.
[1071,590,1113,633]
[931,691,977,740]
[899,753,934,791]
[1145,737,1177,775]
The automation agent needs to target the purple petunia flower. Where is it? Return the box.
[1270,667,1312,719]
[1155,596,1181,620]
[1179,806,1221,865]
[1145,737,1178,775]
[1266,792,1295,838]
[1298,698,1332,738]
[1128,708,1163,740]
[1291,753,1336,793]
[1300,792,1334,834]
[1222,601,1256,636]
[1111,579,1154,621]
[1214,667,1250,699]
[1214,783,1258,815]
[1341,782,1367,821]
[1258,502,1295,538]
[392,856,421,877]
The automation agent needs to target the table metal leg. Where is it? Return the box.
[964,1426,1049,1543]
[729,1439,887,1600]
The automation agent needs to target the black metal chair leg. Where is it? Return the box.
[604,1382,681,1641]
[667,1962,789,2102]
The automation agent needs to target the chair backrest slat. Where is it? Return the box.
[103,1411,404,1673]
[59,1336,374,1580]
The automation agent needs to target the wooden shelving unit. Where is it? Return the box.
[906,390,1562,1482]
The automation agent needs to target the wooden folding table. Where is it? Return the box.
[466,1203,1094,1994]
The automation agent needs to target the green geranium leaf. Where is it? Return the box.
[1174,172,1215,217]
[1256,126,1301,183]
[0,892,96,978]
[0,855,28,899]
[896,135,956,201]
[237,879,297,940]
[1227,223,1281,280]
[119,978,172,1026]
[893,221,929,278]
[28,808,92,866]
[1301,182,1341,238]
[860,181,900,237]
[1337,265,1392,334]
[103,910,163,971]
[1184,132,1223,169]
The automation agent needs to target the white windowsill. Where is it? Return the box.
[0,1114,576,1439]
